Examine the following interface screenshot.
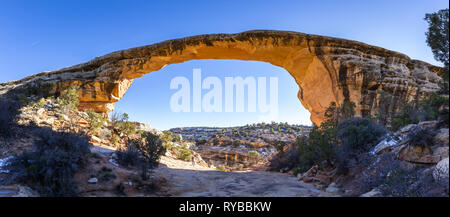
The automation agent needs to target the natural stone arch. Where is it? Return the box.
[0,30,443,125]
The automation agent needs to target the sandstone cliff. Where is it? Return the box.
[0,30,444,125]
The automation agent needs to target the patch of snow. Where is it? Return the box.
[109,158,119,167]
[0,156,13,174]
[370,134,401,155]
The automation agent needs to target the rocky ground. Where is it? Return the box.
[152,156,336,197]
[0,95,447,197]
[1,141,336,197]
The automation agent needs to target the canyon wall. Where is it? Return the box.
[0,30,444,125]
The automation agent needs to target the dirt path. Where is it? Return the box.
[153,156,336,197]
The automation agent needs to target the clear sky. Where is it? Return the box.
[1,0,448,130]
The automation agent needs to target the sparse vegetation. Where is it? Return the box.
[8,127,91,196]
[116,132,166,180]
[86,109,107,136]
[0,99,20,139]
[248,150,260,164]
[406,126,435,147]
[425,8,449,81]
[216,165,227,172]
[57,85,79,111]
[177,144,193,161]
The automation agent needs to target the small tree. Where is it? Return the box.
[127,132,166,180]
[58,85,79,111]
[177,144,193,162]
[248,150,260,164]
[425,8,449,81]
[86,109,106,136]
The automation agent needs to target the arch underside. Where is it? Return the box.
[0,30,443,125]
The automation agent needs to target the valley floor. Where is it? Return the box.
[152,156,336,197]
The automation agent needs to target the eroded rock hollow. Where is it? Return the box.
[0,30,444,125]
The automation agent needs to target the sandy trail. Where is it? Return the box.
[153,156,336,197]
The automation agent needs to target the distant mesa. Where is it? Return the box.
[0,30,444,125]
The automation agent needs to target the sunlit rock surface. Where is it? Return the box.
[0,30,443,125]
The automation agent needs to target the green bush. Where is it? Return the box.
[337,117,387,153]
[390,104,420,132]
[296,126,336,171]
[406,126,435,147]
[161,131,174,150]
[57,85,79,111]
[110,111,137,139]
[8,127,91,196]
[248,150,260,163]
[116,145,141,168]
[111,133,120,147]
[335,117,386,174]
[177,145,192,161]
[0,99,20,139]
[120,132,166,180]
[390,94,449,131]
[86,109,106,136]
[216,165,227,172]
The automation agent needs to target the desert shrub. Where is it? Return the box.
[31,98,46,109]
[8,127,91,196]
[196,139,207,146]
[390,104,420,131]
[337,117,386,153]
[177,145,192,161]
[119,132,166,180]
[390,94,449,131]
[160,131,174,150]
[248,150,260,163]
[116,145,141,167]
[350,153,401,195]
[110,112,136,139]
[57,85,79,111]
[216,165,227,172]
[406,126,435,147]
[296,125,337,172]
[0,99,20,139]
[335,117,386,174]
[348,152,448,197]
[419,93,449,127]
[269,143,300,172]
[86,109,106,136]
[380,166,448,197]
[111,133,120,147]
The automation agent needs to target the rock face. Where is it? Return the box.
[0,30,444,125]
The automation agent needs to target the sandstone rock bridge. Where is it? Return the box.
[0,30,444,125]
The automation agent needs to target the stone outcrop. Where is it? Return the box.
[0,30,444,125]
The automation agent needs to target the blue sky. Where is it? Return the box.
[0,0,448,130]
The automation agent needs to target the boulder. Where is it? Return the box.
[325,186,341,194]
[418,121,439,129]
[397,145,446,164]
[325,183,341,194]
[434,128,449,147]
[431,146,449,160]
[360,188,382,197]
[372,134,402,155]
[36,108,45,115]
[90,135,102,144]
[399,124,417,135]
[433,157,449,182]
